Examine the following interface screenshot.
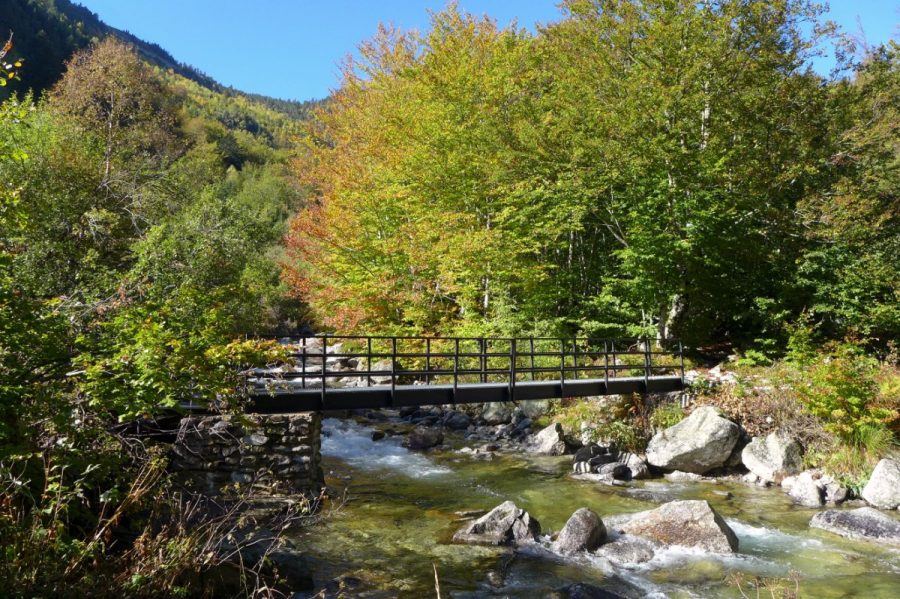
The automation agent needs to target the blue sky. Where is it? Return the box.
[77,1,898,102]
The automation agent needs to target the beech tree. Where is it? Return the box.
[287,1,844,347]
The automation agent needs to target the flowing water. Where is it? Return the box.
[288,418,900,598]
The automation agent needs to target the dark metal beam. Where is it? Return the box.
[247,375,684,414]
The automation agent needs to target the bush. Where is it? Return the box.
[649,402,685,431]
[794,344,898,446]
[549,395,651,453]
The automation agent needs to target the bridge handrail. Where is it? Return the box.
[253,335,685,402]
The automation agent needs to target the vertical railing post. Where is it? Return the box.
[480,338,487,384]
[301,336,307,389]
[573,338,580,380]
[604,339,609,389]
[509,338,516,401]
[426,337,431,385]
[390,337,397,399]
[453,338,459,398]
[611,340,616,380]
[367,336,373,388]
[321,333,328,409]
[559,338,566,398]
[529,337,535,381]
[679,340,685,381]
[643,338,651,391]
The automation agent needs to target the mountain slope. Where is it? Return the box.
[1,0,318,117]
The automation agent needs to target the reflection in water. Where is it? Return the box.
[291,417,900,598]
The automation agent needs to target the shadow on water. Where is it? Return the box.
[289,418,900,598]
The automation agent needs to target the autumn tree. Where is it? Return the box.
[286,1,837,347]
[287,10,544,334]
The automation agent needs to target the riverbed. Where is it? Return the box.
[287,417,900,597]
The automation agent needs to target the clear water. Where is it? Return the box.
[288,418,900,598]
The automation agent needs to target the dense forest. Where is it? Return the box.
[0,0,897,596]
[287,1,898,355]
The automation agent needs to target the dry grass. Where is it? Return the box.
[0,447,322,598]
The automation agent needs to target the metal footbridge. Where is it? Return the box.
[248,336,684,413]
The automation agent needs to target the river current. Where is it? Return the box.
[286,418,900,598]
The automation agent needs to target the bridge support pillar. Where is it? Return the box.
[171,413,323,496]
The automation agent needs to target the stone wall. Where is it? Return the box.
[171,413,323,496]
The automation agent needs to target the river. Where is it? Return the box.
[286,417,900,598]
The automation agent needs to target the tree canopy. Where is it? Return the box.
[285,0,898,354]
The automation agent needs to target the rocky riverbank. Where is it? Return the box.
[349,396,900,550]
[293,415,900,597]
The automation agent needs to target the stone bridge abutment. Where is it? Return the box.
[171,412,324,495]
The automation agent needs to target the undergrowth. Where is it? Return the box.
[696,342,899,487]
[0,444,320,598]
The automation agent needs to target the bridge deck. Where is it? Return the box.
[248,375,683,413]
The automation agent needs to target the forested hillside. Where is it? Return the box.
[286,1,898,357]
[0,3,316,589]
[1,0,320,117]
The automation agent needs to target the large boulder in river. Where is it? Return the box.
[619,500,739,553]
[781,470,825,508]
[453,500,540,545]
[595,536,656,565]
[861,458,900,510]
[553,508,607,554]
[810,507,900,547]
[741,430,803,483]
[528,423,569,455]
[646,406,740,474]
[403,427,443,450]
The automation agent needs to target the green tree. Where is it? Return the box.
[796,43,900,349]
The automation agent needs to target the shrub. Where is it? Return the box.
[649,402,685,431]
[549,395,652,453]
[794,344,898,446]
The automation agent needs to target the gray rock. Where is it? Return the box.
[588,454,618,469]
[527,423,569,455]
[243,433,269,446]
[825,481,850,505]
[573,442,616,463]
[452,500,540,545]
[367,359,394,385]
[598,463,630,480]
[482,402,514,425]
[594,535,656,564]
[782,470,825,508]
[741,431,803,483]
[810,507,900,546]
[518,399,552,420]
[444,410,471,430]
[403,427,443,450]
[646,406,740,474]
[553,508,607,554]
[618,500,739,553]
[861,458,900,510]
[664,470,708,482]
[619,452,650,480]
[573,461,594,474]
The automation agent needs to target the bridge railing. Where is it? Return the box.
[252,335,684,398]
